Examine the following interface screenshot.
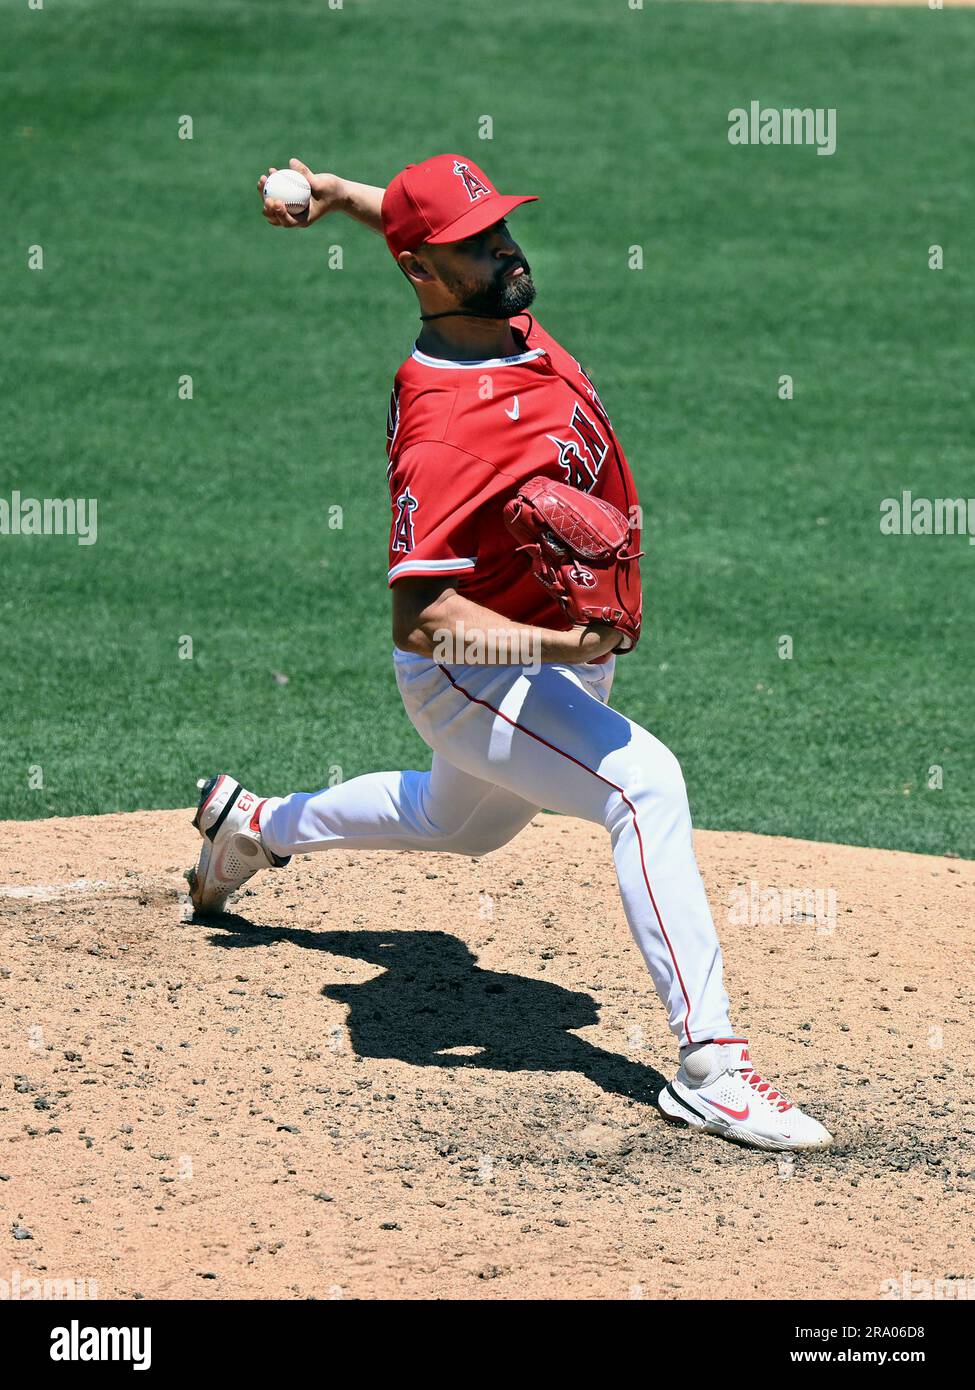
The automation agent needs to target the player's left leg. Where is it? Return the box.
[391,653,832,1150]
[395,653,729,1046]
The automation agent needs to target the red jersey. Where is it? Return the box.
[385,313,640,630]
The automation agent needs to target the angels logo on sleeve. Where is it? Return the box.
[392,488,419,553]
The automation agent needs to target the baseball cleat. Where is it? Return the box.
[186,773,290,914]
[657,1038,833,1152]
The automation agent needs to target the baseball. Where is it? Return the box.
[263,168,311,213]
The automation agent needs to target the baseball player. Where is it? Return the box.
[188,154,833,1152]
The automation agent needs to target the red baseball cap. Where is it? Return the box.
[381,153,537,259]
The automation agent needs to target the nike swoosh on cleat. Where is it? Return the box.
[704,1099,750,1121]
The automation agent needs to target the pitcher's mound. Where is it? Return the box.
[1,809,972,1300]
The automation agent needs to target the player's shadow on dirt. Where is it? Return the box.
[208,919,666,1103]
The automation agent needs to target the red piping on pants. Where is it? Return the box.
[436,664,696,1043]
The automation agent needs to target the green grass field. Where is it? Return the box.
[1,0,972,856]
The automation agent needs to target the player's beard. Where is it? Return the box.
[444,259,537,319]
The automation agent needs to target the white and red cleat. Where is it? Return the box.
[186,774,289,915]
[657,1038,833,1152]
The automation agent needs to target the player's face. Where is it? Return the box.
[425,219,536,318]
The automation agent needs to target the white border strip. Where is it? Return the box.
[411,346,545,370]
[387,555,476,582]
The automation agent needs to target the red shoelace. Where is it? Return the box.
[734,1062,792,1113]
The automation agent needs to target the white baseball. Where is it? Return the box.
[263,168,311,213]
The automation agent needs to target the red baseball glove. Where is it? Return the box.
[503,476,643,652]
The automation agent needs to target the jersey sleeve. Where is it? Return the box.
[387,441,508,586]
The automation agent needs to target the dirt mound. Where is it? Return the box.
[0,809,972,1300]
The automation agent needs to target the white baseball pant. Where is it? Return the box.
[260,651,733,1047]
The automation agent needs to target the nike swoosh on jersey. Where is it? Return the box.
[504,397,520,420]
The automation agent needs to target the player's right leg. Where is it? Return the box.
[259,754,540,859]
[189,757,539,914]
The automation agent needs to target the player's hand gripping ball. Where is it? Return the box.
[262,168,312,213]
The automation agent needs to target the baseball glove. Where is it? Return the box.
[502,475,643,652]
